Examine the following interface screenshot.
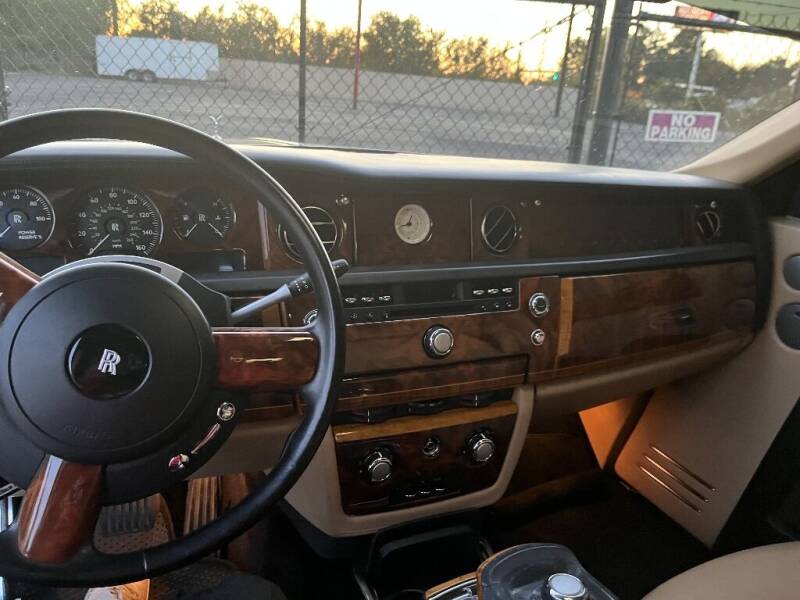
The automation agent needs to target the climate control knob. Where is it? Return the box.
[363,448,393,484]
[467,432,496,464]
[424,326,455,358]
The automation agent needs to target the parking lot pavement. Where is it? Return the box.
[3,71,729,170]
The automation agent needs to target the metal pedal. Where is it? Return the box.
[184,476,220,535]
[97,496,160,537]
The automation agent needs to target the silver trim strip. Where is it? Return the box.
[650,445,716,491]
[643,455,709,503]
[639,464,702,513]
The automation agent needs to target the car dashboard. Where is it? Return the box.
[0,140,767,535]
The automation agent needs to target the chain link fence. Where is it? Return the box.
[605,1,800,169]
[0,0,798,170]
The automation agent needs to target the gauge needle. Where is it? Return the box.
[184,223,199,237]
[208,222,224,238]
[0,226,11,238]
[88,234,110,256]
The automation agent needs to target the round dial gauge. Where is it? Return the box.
[394,203,432,245]
[0,186,55,251]
[70,187,163,257]
[173,188,235,246]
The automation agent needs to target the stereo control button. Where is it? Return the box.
[424,326,455,358]
[378,295,392,303]
[473,289,486,297]
[344,297,358,305]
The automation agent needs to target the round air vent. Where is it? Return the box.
[696,210,721,241]
[280,206,339,261]
[481,205,518,254]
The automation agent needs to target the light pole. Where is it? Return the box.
[353,0,364,110]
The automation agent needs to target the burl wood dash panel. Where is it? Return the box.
[550,260,756,377]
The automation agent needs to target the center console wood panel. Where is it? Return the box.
[338,356,527,412]
[333,402,517,515]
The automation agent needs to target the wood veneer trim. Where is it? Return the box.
[332,401,518,443]
[425,573,477,598]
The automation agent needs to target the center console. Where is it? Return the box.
[426,544,617,600]
[333,395,517,515]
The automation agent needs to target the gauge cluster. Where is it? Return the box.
[0,181,250,273]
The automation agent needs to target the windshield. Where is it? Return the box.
[1,0,797,170]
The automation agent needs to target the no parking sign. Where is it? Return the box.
[645,110,720,143]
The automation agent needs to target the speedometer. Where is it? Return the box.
[70,187,163,257]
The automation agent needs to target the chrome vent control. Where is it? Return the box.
[279,206,339,260]
[529,292,550,317]
[481,205,518,254]
[695,210,721,241]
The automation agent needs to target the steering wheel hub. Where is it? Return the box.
[67,323,151,400]
[0,262,215,465]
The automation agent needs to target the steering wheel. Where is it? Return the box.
[0,110,344,586]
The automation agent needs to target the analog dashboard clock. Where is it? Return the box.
[394,203,432,245]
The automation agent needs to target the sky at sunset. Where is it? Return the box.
[165,0,799,71]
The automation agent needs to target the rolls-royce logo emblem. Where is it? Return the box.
[97,348,121,375]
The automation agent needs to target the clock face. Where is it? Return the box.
[394,203,432,245]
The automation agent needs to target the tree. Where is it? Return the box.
[440,37,519,82]
[362,12,441,76]
[221,3,295,62]
[131,0,193,39]
[307,22,355,68]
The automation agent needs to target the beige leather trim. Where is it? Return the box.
[535,335,750,421]
[580,397,641,469]
[285,386,534,537]
[192,415,301,478]
[616,218,800,546]
[644,542,800,599]
[677,100,800,184]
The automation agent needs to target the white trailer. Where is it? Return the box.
[95,35,220,83]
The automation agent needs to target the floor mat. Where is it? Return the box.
[489,477,712,600]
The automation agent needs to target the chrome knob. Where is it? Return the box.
[546,573,587,600]
[424,326,454,358]
[529,292,550,317]
[363,449,393,484]
[303,309,318,325]
[531,328,546,346]
[467,432,496,463]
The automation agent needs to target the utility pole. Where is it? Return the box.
[298,0,307,143]
[353,0,363,110]
[554,3,576,117]
[110,0,119,36]
[587,0,635,165]
[685,31,703,100]
[567,0,606,163]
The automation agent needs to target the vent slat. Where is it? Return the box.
[280,206,339,261]
[481,205,518,254]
